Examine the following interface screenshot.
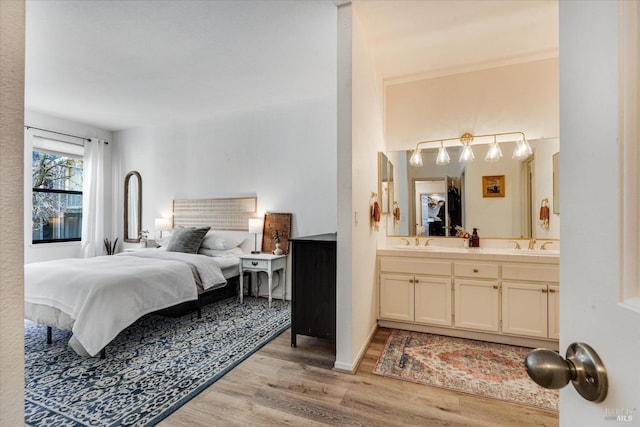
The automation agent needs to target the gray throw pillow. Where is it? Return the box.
[166,227,211,253]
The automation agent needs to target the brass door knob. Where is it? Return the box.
[525,342,608,402]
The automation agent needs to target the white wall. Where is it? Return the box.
[334,4,387,372]
[23,110,113,263]
[385,58,559,151]
[111,4,338,299]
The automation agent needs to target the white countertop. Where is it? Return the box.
[377,245,559,264]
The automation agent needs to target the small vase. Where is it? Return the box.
[273,243,283,255]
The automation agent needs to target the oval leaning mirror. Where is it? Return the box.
[124,171,142,243]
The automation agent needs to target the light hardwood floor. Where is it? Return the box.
[159,327,559,427]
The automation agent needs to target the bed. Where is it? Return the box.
[24,197,257,357]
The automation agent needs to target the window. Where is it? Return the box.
[31,139,83,244]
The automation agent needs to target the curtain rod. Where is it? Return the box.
[24,126,109,144]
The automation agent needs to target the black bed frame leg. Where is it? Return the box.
[100,348,106,359]
[197,299,202,319]
[47,326,52,344]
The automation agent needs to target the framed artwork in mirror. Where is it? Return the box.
[482,175,505,198]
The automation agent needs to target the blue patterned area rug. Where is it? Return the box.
[24,297,291,426]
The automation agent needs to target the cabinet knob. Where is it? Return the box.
[415,279,419,283]
[473,269,479,273]
[549,289,557,293]
[409,279,414,283]
[252,261,258,266]
[542,289,548,293]
[493,285,498,289]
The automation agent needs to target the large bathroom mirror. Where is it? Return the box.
[124,171,142,243]
[384,138,560,239]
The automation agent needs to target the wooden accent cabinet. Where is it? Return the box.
[290,233,336,347]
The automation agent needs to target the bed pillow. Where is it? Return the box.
[200,231,245,250]
[198,247,244,258]
[166,227,211,253]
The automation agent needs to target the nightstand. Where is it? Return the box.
[239,253,287,308]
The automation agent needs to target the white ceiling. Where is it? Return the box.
[24,0,558,132]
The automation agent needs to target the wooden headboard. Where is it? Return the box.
[172,197,257,231]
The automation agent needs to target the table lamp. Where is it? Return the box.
[248,218,264,254]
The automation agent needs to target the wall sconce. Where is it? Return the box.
[248,218,264,254]
[409,131,531,166]
[154,217,172,239]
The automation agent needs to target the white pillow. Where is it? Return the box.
[198,247,244,257]
[200,231,245,250]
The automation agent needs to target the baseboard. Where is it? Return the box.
[332,323,379,374]
[378,320,559,351]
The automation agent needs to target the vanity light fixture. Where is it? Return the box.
[435,141,450,165]
[409,131,528,167]
[484,135,503,162]
[512,135,533,159]
[409,148,424,166]
[458,132,475,162]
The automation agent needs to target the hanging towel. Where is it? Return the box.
[394,205,401,222]
[539,201,550,229]
[372,201,381,223]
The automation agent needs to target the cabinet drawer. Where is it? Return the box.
[454,262,499,279]
[380,257,451,276]
[242,259,268,269]
[502,263,559,283]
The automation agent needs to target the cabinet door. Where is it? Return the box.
[414,276,452,326]
[548,285,560,339]
[502,282,548,338]
[380,274,414,322]
[454,279,499,332]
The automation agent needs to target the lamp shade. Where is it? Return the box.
[248,218,264,234]
[154,217,172,230]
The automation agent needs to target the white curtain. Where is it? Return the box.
[81,138,106,257]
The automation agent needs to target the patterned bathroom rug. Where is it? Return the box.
[24,297,291,426]
[373,329,558,411]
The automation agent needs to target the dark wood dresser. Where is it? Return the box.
[290,233,336,347]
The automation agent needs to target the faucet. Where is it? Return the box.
[424,238,435,247]
[540,241,554,250]
[528,239,537,250]
[509,240,521,250]
[400,238,410,246]
[414,235,421,246]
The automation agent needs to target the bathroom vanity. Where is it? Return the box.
[378,244,559,350]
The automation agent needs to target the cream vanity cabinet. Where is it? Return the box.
[378,250,559,347]
[453,262,500,332]
[501,264,560,340]
[379,257,452,326]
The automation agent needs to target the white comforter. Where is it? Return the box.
[24,251,228,357]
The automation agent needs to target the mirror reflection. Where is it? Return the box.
[124,171,142,243]
[378,152,393,214]
[384,138,560,239]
